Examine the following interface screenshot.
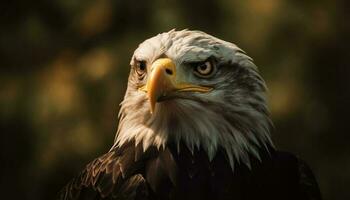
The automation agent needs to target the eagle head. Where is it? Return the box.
[115,29,273,169]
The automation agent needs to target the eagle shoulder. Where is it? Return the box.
[262,151,322,200]
[297,157,322,200]
[57,141,151,200]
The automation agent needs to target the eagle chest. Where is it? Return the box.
[141,145,302,200]
[143,145,252,200]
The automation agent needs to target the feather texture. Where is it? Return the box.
[116,30,273,170]
[58,140,321,200]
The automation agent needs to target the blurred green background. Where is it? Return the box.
[0,0,349,199]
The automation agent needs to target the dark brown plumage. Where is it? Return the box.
[58,140,321,200]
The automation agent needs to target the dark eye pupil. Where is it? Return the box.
[200,64,207,70]
[139,61,146,71]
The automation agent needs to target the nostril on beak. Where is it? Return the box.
[165,68,173,75]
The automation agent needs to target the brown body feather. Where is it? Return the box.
[57,140,321,200]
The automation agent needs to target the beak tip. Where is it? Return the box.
[149,100,156,114]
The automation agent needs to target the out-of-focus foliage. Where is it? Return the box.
[0,0,349,199]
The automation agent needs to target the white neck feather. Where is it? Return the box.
[114,90,273,170]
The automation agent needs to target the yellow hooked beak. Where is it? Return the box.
[139,58,212,113]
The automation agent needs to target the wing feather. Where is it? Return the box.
[297,158,322,200]
[57,141,151,200]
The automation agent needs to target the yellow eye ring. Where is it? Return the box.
[194,60,215,77]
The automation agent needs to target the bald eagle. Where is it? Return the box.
[58,30,321,200]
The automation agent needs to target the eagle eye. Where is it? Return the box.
[193,60,215,78]
[135,60,147,77]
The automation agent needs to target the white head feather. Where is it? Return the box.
[114,29,273,169]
